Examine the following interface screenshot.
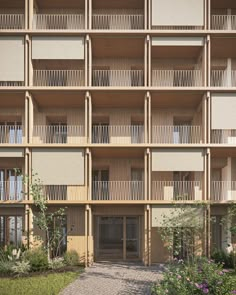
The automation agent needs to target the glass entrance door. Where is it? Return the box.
[95,216,140,261]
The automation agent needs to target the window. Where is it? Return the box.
[0,169,23,201]
[0,216,23,247]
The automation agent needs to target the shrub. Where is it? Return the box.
[152,258,236,295]
[64,250,79,266]
[11,261,31,276]
[48,257,65,270]
[212,249,236,269]
[0,261,14,274]
[23,248,48,271]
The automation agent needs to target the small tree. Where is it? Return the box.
[21,172,72,261]
[158,203,207,264]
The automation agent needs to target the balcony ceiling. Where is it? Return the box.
[152,46,202,59]
[0,93,25,107]
[92,91,144,108]
[211,38,236,58]
[0,0,24,8]
[92,37,144,59]
[36,0,84,9]
[151,92,203,108]
[32,91,85,108]
[211,148,236,157]
[92,148,144,158]
[93,0,143,9]
[212,0,236,9]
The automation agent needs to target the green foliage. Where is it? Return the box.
[64,250,79,266]
[211,249,232,268]
[48,257,65,270]
[152,258,236,295]
[11,261,31,276]
[0,271,81,295]
[23,248,48,272]
[0,261,14,274]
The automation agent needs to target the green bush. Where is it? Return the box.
[48,257,65,270]
[63,250,79,266]
[0,261,14,274]
[23,248,48,272]
[152,258,236,295]
[11,260,31,276]
[212,249,236,269]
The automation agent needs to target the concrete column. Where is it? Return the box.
[207,91,211,143]
[28,92,34,143]
[207,35,211,87]
[144,93,148,143]
[28,0,33,30]
[227,58,232,87]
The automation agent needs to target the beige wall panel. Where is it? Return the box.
[67,186,87,201]
[152,0,204,26]
[0,148,24,157]
[151,227,169,263]
[152,37,204,47]
[32,36,85,60]
[32,148,85,185]
[211,94,236,130]
[0,36,24,81]
[152,149,204,171]
[93,205,144,216]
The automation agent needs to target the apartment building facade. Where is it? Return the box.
[0,0,235,266]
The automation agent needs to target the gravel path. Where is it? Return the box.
[60,262,163,295]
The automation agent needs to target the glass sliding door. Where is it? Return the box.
[126,217,140,259]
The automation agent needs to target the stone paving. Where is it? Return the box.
[60,262,163,295]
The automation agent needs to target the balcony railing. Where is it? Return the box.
[32,125,85,144]
[211,130,236,144]
[152,181,202,201]
[92,125,144,144]
[152,70,203,87]
[0,14,24,30]
[0,81,24,87]
[92,14,144,30]
[211,70,236,87]
[0,181,24,201]
[152,25,203,30]
[92,70,144,87]
[0,125,23,144]
[211,15,236,30]
[152,125,202,144]
[41,185,86,201]
[33,14,85,30]
[33,70,84,87]
[92,181,144,201]
[211,181,236,201]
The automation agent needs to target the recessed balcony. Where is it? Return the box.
[151,180,203,201]
[0,124,24,144]
[211,69,236,87]
[152,69,203,87]
[92,181,144,201]
[32,125,85,144]
[0,180,24,201]
[211,14,236,30]
[92,125,144,144]
[211,181,236,201]
[92,11,144,30]
[152,125,202,144]
[0,13,24,30]
[211,130,236,144]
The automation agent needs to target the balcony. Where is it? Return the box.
[151,181,203,201]
[33,13,85,30]
[0,125,24,144]
[211,15,236,30]
[0,13,24,30]
[0,181,24,201]
[92,125,144,144]
[92,12,144,30]
[211,181,236,201]
[211,70,236,87]
[152,125,202,144]
[152,69,203,87]
[41,185,86,201]
[32,125,85,144]
[92,181,144,201]
[92,69,144,87]
[211,130,236,144]
[33,69,85,87]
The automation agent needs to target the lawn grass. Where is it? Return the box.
[0,270,81,295]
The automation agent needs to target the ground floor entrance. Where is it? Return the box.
[94,216,141,261]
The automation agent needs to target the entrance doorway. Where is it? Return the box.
[95,216,141,261]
